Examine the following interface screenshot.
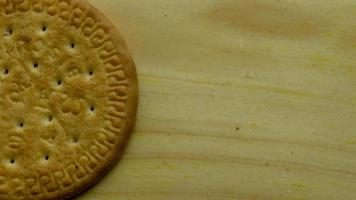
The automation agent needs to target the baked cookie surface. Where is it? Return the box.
[0,0,138,199]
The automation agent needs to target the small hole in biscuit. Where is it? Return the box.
[45,155,49,160]
[42,26,47,32]
[33,63,38,68]
[75,165,78,169]
[72,136,79,143]
[9,29,13,35]
[48,116,53,122]
[18,122,24,128]
[71,43,75,48]
[4,69,9,75]
[10,159,15,164]
[90,106,95,112]
[57,80,62,86]
[89,71,94,76]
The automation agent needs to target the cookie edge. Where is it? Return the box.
[44,0,138,199]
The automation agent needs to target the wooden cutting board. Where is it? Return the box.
[79,0,356,199]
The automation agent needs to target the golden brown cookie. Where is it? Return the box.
[0,0,138,199]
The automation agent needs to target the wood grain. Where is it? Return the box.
[79,0,356,199]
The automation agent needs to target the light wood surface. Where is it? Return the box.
[79,0,356,199]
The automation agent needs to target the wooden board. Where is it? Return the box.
[79,0,356,199]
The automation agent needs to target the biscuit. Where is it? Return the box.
[0,0,138,199]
